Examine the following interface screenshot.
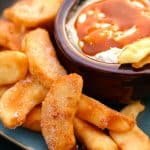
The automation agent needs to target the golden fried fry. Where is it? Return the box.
[4,0,63,28]
[132,55,150,68]
[0,85,11,98]
[22,28,66,88]
[0,51,28,85]
[0,76,48,128]
[121,101,145,119]
[110,102,150,150]
[76,95,135,132]
[131,0,150,8]
[23,105,41,132]
[0,19,25,50]
[74,118,119,150]
[41,74,83,150]
[118,38,150,64]
[110,126,150,150]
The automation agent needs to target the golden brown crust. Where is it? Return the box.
[110,102,150,150]
[22,28,66,88]
[0,85,11,98]
[0,76,48,128]
[76,95,135,132]
[74,118,119,150]
[3,0,63,28]
[0,19,26,50]
[0,51,28,85]
[41,74,83,150]
[110,126,150,150]
[23,105,41,132]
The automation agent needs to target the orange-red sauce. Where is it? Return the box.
[75,0,150,56]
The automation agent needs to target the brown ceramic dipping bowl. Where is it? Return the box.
[54,0,150,104]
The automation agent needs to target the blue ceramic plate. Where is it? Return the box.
[0,124,47,150]
[0,0,150,150]
[0,98,150,150]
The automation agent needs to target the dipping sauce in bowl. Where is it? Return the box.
[66,0,150,64]
[55,0,150,103]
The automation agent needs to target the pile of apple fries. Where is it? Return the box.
[0,0,149,150]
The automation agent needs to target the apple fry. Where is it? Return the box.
[0,85,11,98]
[0,76,48,128]
[74,118,119,150]
[118,38,150,64]
[22,28,66,88]
[0,19,25,50]
[0,51,28,85]
[121,101,145,119]
[132,55,150,68]
[110,126,150,150]
[3,0,63,28]
[76,95,135,132]
[41,74,83,150]
[23,105,41,132]
[110,102,150,150]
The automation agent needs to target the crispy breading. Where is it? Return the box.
[22,28,66,88]
[23,105,41,132]
[0,51,28,85]
[74,117,119,150]
[110,126,150,150]
[41,74,83,150]
[110,102,150,150]
[3,0,63,28]
[0,19,25,50]
[76,95,135,132]
[0,85,11,98]
[0,76,48,128]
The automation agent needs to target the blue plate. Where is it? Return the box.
[0,0,150,149]
[0,98,150,150]
[0,124,47,150]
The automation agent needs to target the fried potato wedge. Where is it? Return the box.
[110,102,150,150]
[132,55,150,68]
[0,85,11,98]
[118,38,150,64]
[23,105,41,132]
[0,19,25,50]
[76,95,135,132]
[0,76,48,128]
[74,118,119,150]
[4,0,63,28]
[22,28,66,88]
[0,51,28,85]
[41,74,83,150]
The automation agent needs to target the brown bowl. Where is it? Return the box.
[54,0,150,104]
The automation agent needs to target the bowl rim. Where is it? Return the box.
[55,0,150,75]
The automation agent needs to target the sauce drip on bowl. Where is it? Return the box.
[75,0,150,56]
